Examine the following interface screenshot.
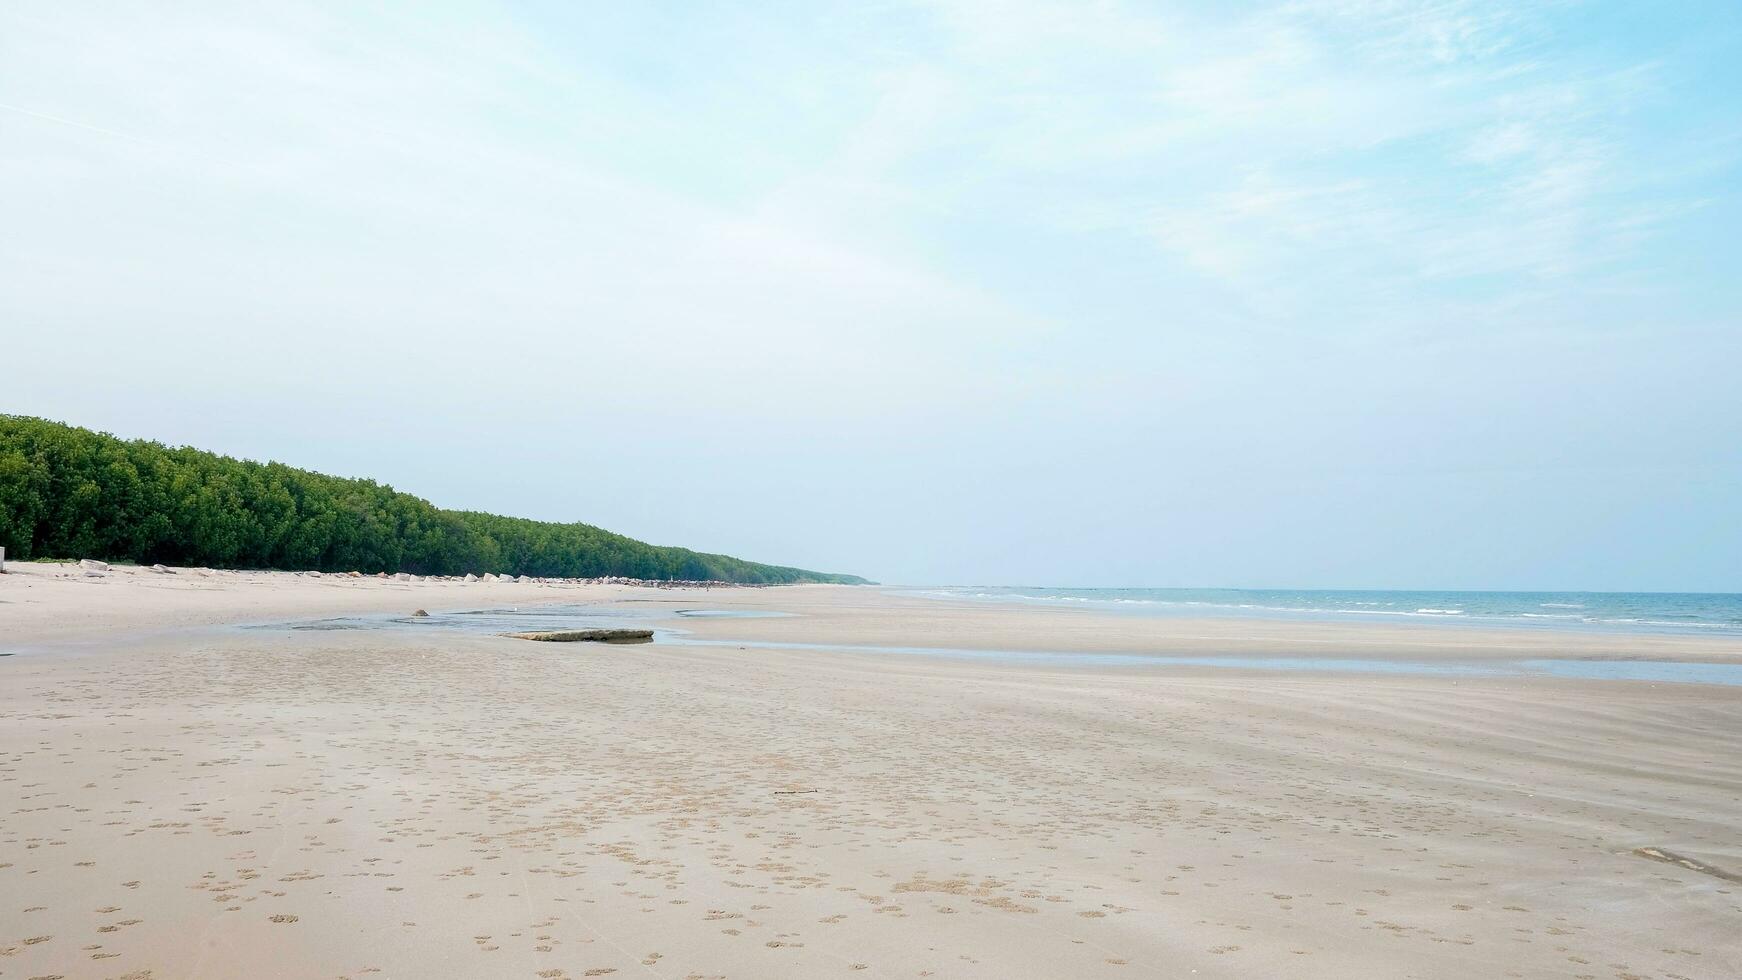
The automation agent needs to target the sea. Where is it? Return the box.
[907,587,1742,637]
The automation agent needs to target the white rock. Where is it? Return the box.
[516,575,532,584]
[84,569,107,577]
[150,563,175,574]
[79,558,111,571]
[394,572,412,581]
[306,570,323,578]
[463,573,479,583]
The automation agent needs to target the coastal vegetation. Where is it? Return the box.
[0,416,864,584]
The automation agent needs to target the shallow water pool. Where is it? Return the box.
[229,604,1742,687]
[659,636,1742,685]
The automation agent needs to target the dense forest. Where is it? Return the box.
[0,416,864,584]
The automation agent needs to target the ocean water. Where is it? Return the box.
[910,587,1742,636]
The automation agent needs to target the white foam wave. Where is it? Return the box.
[911,589,1742,635]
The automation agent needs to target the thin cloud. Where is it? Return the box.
[0,100,154,144]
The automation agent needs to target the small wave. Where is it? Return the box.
[914,589,1742,635]
[1596,618,1730,630]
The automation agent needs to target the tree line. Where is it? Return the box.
[0,416,864,584]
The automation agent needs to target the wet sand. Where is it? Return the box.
[2,567,1740,978]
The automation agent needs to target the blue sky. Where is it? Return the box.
[3,1,1739,588]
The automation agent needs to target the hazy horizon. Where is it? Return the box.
[5,2,1739,591]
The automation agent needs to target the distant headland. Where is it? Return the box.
[0,416,866,585]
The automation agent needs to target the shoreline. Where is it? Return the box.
[6,561,1741,662]
[669,584,1742,666]
[898,585,1742,640]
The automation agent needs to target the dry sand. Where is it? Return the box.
[2,565,1739,979]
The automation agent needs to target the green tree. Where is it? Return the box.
[0,415,867,584]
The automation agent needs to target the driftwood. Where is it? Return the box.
[503,629,654,644]
[1633,847,1742,884]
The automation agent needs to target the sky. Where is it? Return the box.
[3,1,1739,590]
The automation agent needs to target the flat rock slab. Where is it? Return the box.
[503,629,654,644]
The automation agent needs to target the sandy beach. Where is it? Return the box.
[3,565,1740,979]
